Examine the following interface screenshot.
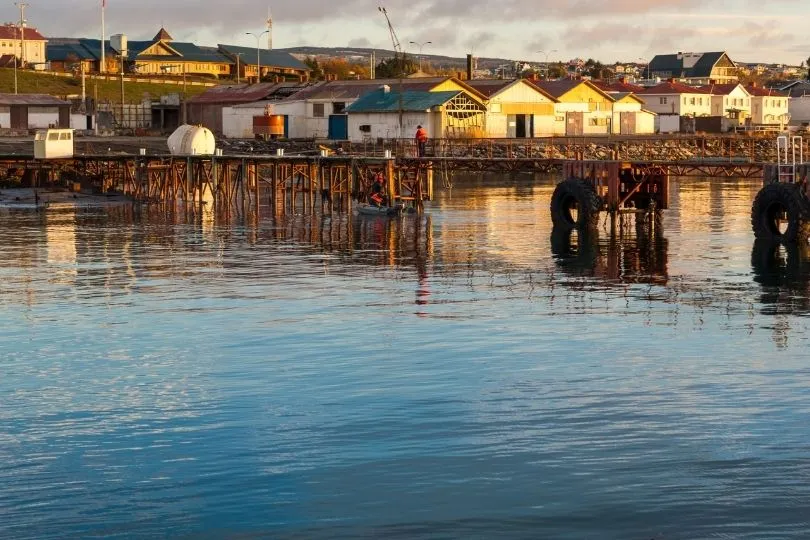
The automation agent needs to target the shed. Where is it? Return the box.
[187,82,308,134]
[466,79,557,138]
[345,88,486,142]
[0,94,71,130]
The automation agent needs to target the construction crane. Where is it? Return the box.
[378,7,402,65]
[378,6,405,138]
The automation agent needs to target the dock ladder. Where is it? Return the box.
[776,135,804,183]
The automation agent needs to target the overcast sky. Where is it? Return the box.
[8,0,809,65]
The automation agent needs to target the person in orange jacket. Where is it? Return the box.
[415,125,428,157]
[369,172,387,207]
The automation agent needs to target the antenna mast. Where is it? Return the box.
[266,6,273,50]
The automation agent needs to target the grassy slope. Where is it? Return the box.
[0,68,212,102]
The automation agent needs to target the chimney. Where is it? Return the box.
[457,71,464,81]
[466,54,473,81]
[751,81,757,88]
[529,73,538,81]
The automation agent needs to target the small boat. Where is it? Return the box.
[357,203,404,216]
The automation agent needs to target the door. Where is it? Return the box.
[507,115,517,138]
[283,115,289,138]
[58,106,70,129]
[10,105,27,129]
[328,114,348,140]
[515,114,527,138]
[565,112,584,136]
[620,112,636,135]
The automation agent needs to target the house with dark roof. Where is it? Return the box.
[465,78,557,137]
[647,52,738,85]
[126,29,232,78]
[778,81,810,126]
[217,44,309,82]
[0,24,47,67]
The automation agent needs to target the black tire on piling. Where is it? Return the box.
[751,183,810,243]
[550,178,602,230]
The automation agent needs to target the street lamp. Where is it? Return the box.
[235,52,243,84]
[536,49,557,79]
[638,57,649,81]
[246,31,269,83]
[408,40,432,72]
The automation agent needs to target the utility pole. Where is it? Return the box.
[235,53,241,84]
[100,0,106,73]
[15,2,28,67]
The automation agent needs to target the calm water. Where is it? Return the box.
[3,175,810,539]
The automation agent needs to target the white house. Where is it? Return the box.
[637,81,711,133]
[698,83,751,121]
[745,84,790,127]
[465,78,557,137]
[345,87,486,143]
[0,24,47,66]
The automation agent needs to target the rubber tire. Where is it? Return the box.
[550,178,602,230]
[550,225,599,275]
[751,183,810,243]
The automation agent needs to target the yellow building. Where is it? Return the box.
[532,79,615,135]
[129,29,232,78]
[0,23,47,66]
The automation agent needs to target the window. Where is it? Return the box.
[491,103,502,113]
[690,97,696,105]
[48,132,59,140]
[660,97,668,105]
[313,103,325,118]
[683,97,687,105]
[332,102,346,114]
[555,115,564,122]
[698,98,703,105]
[59,132,71,140]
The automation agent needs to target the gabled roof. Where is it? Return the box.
[465,78,558,102]
[637,81,710,95]
[153,28,173,41]
[593,80,645,93]
[218,44,308,71]
[0,93,69,106]
[0,24,46,41]
[46,42,97,62]
[609,92,645,104]
[138,42,231,64]
[531,79,615,102]
[648,52,734,78]
[345,89,462,113]
[781,81,810,98]
[745,84,787,97]
[697,83,748,96]
[280,77,488,103]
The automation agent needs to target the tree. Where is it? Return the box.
[304,57,324,80]
[807,56,810,80]
[547,63,567,79]
[375,54,418,79]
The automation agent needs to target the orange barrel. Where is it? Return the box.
[269,115,285,137]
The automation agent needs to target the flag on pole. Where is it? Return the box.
[102,0,106,7]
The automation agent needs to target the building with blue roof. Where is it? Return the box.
[46,28,310,82]
[345,86,485,142]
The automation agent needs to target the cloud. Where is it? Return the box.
[347,37,372,48]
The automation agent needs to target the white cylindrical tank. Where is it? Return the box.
[167,124,216,156]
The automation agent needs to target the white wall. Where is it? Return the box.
[656,114,681,134]
[790,96,810,125]
[272,98,358,139]
[637,111,656,134]
[222,104,266,139]
[28,111,60,129]
[347,111,432,142]
[0,112,10,128]
[70,114,91,130]
[643,93,711,116]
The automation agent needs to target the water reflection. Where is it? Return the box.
[550,218,668,285]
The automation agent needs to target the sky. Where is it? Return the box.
[5,0,809,65]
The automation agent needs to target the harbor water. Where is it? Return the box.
[2,174,810,539]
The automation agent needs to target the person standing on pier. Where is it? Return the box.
[415,125,428,158]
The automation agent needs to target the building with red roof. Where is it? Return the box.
[0,23,47,67]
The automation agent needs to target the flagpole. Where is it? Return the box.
[100,0,105,73]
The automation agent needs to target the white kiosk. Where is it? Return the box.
[34,129,75,159]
